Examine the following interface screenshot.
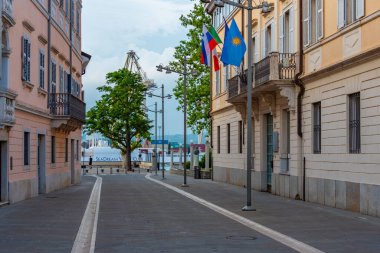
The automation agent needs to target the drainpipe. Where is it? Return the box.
[69,0,73,94]
[294,0,305,200]
[47,0,51,106]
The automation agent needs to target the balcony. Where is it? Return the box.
[227,52,297,102]
[49,93,86,132]
[2,0,15,26]
[0,88,16,127]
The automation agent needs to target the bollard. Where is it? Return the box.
[190,143,194,172]
[194,147,200,179]
[170,152,174,169]
[179,145,183,169]
[205,137,210,170]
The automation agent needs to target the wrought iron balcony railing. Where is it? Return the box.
[49,93,86,123]
[227,52,297,100]
[3,0,13,18]
[0,89,15,126]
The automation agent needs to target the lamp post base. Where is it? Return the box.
[181,184,189,187]
[242,205,256,211]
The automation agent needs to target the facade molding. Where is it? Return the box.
[302,46,380,83]
[15,102,51,119]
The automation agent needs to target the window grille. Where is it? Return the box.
[349,93,360,153]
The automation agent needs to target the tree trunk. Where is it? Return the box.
[126,132,132,172]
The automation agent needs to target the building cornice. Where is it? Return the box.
[16,102,51,119]
[302,46,380,83]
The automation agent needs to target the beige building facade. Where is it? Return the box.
[209,0,380,217]
[0,0,90,204]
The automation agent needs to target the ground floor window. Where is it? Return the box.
[313,102,321,154]
[23,132,30,166]
[349,92,360,153]
[51,136,56,164]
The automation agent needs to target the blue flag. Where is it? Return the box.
[221,19,246,67]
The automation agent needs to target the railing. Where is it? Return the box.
[227,52,297,100]
[49,93,86,122]
[255,56,271,86]
[0,93,15,126]
[3,0,13,18]
[227,75,239,99]
[227,74,248,100]
[255,52,297,87]
[279,53,297,80]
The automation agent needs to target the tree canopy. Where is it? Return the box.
[85,68,152,170]
[170,0,212,135]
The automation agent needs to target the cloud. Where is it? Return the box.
[82,0,192,56]
[82,0,192,134]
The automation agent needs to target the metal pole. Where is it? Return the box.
[155,102,158,175]
[162,84,165,180]
[242,0,255,211]
[182,57,188,187]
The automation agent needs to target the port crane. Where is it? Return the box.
[124,50,154,88]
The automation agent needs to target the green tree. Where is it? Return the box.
[170,1,212,135]
[85,69,152,171]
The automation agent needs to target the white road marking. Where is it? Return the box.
[146,173,325,253]
[71,175,102,253]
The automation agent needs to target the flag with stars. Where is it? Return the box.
[221,18,246,67]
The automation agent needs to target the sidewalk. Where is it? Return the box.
[0,176,96,253]
[156,173,380,253]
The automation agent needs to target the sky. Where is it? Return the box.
[82,0,194,136]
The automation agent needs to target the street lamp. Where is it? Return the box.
[156,58,197,187]
[204,0,273,211]
[146,84,172,180]
[144,102,161,176]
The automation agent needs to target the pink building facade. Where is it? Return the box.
[0,0,90,204]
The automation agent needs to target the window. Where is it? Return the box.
[215,70,220,96]
[262,22,275,57]
[76,7,80,34]
[224,66,229,91]
[65,0,69,17]
[39,51,45,89]
[65,138,68,162]
[59,0,64,8]
[217,126,220,154]
[238,120,243,154]
[252,35,259,63]
[51,136,56,163]
[227,124,231,154]
[22,36,31,82]
[281,110,291,172]
[280,6,294,53]
[76,140,79,161]
[349,93,360,153]
[338,0,364,29]
[59,66,63,93]
[313,102,322,154]
[24,132,30,166]
[303,0,323,46]
[51,60,57,93]
[71,0,74,24]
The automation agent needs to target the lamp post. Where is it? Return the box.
[144,102,161,176]
[146,84,172,180]
[201,0,273,211]
[156,58,196,186]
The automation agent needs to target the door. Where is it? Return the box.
[266,114,274,192]
[0,142,9,202]
[37,135,46,194]
[71,139,75,184]
[0,143,2,201]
